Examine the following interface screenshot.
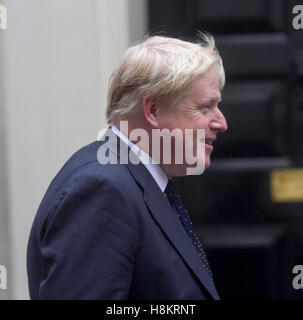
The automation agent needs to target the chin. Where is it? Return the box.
[204,158,211,169]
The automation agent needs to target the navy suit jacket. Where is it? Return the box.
[27,128,220,300]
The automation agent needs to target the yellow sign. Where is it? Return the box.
[271,169,303,202]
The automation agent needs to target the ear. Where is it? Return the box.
[142,95,160,128]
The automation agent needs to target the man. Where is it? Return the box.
[27,34,227,299]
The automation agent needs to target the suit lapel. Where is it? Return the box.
[103,127,220,300]
[128,163,220,300]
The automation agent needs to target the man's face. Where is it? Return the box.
[156,64,228,176]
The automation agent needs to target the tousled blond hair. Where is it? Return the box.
[106,33,225,124]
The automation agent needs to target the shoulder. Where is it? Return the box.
[32,140,143,238]
[47,140,136,199]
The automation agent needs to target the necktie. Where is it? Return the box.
[164,179,214,281]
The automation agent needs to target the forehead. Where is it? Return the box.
[181,67,221,104]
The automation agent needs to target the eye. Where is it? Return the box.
[199,105,211,114]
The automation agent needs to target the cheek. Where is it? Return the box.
[182,112,209,131]
[194,114,209,129]
[157,114,179,130]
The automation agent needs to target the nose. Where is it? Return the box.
[210,108,228,132]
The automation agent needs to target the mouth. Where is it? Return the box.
[205,137,216,146]
[204,137,216,152]
[205,140,213,146]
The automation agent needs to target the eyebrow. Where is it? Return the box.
[208,97,222,104]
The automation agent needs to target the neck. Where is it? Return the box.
[113,119,187,178]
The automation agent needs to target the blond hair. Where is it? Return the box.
[106,33,225,124]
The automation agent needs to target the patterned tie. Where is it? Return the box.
[164,179,214,281]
